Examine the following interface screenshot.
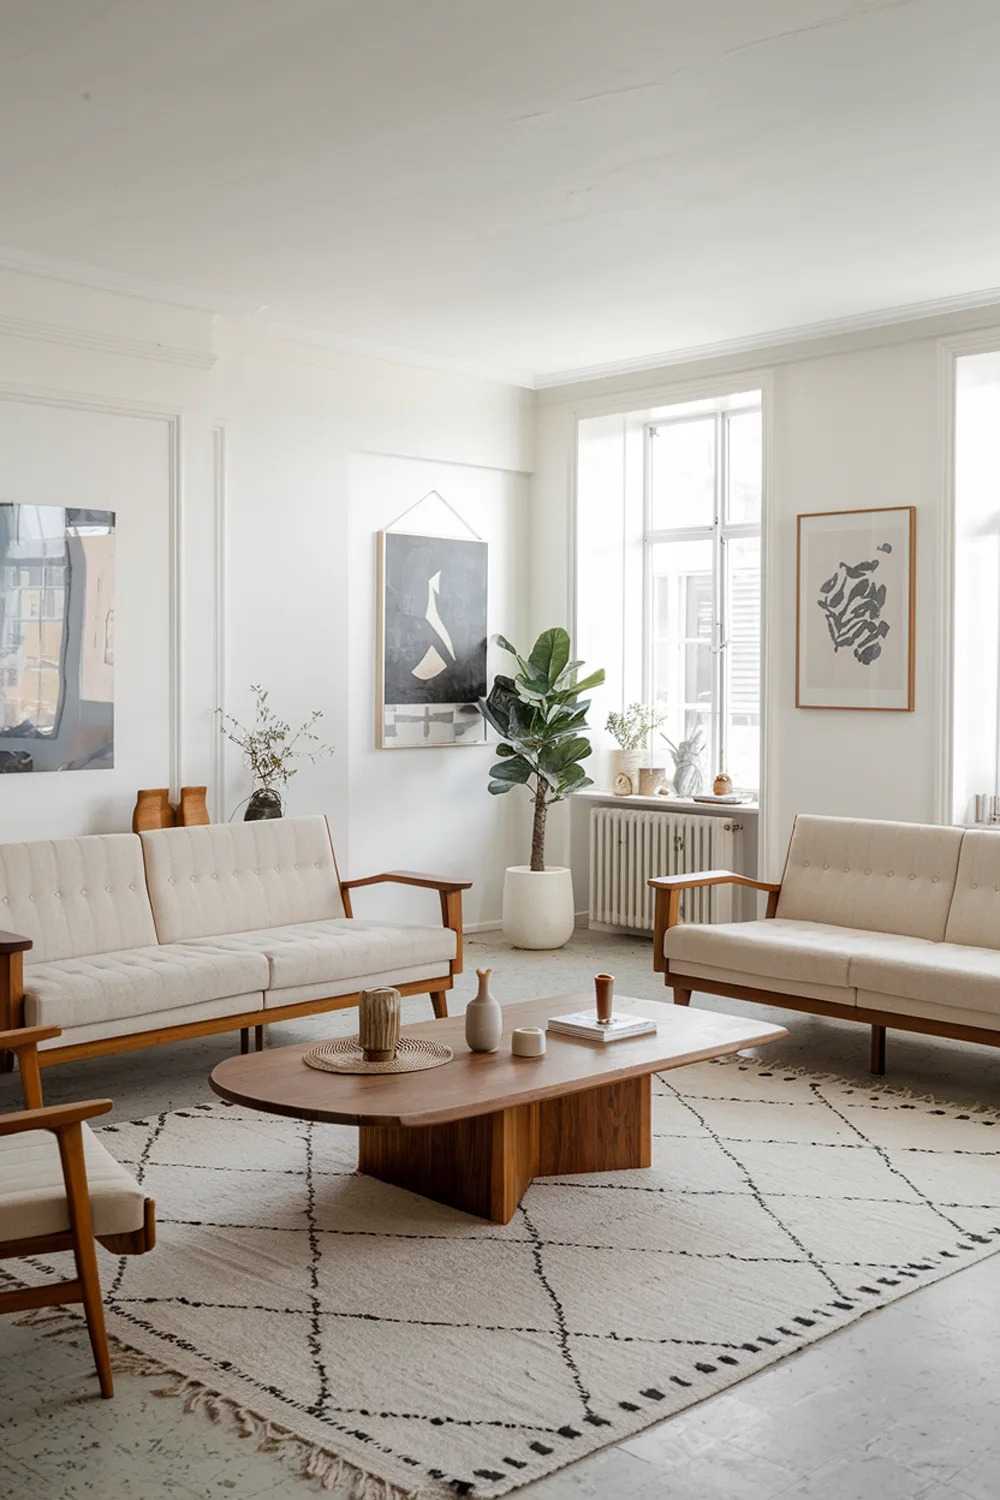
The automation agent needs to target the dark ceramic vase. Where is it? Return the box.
[245,788,283,821]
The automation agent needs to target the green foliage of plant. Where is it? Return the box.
[217,684,334,792]
[605,702,666,751]
[478,628,605,872]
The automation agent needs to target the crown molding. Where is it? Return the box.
[0,310,216,370]
[533,285,1000,391]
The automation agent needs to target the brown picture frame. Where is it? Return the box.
[795,505,915,712]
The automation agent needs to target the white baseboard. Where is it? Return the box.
[464,909,590,936]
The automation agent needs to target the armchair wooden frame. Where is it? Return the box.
[649,868,1000,1076]
[0,872,471,1071]
[0,1027,156,1397]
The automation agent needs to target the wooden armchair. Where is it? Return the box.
[0,1026,156,1397]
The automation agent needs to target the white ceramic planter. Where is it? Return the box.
[502,865,575,950]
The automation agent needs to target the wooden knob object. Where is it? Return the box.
[594,973,615,1025]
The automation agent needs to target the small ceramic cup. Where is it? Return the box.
[511,1025,546,1058]
[359,986,401,1062]
[594,973,615,1024]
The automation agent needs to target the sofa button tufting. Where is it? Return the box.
[887,871,894,878]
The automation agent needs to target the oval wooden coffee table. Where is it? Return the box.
[210,994,785,1223]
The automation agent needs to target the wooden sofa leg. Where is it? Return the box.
[0,1049,12,1074]
[430,991,448,1019]
[672,987,692,1008]
[254,1024,265,1051]
[240,1028,250,1055]
[870,1024,887,1077]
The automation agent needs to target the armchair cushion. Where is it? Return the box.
[665,918,936,990]
[22,944,268,1031]
[0,1123,144,1241]
[184,918,457,992]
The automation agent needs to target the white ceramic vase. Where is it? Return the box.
[610,748,643,795]
[502,866,575,950]
[465,967,503,1053]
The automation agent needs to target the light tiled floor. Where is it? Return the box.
[3,930,999,1500]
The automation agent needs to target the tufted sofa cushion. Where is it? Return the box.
[141,816,346,944]
[665,918,935,990]
[22,943,268,1031]
[852,941,1000,1018]
[0,834,156,965]
[0,1123,145,1241]
[944,830,1000,949]
[775,815,963,940]
[184,917,457,992]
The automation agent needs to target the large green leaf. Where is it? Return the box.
[487,779,515,796]
[554,667,605,702]
[489,755,533,784]
[528,627,571,687]
[540,735,592,773]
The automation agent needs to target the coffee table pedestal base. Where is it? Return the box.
[358,1075,652,1223]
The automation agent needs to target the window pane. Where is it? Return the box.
[723,535,760,793]
[650,418,715,529]
[726,409,762,524]
[650,537,714,787]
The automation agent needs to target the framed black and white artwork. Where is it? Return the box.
[377,530,488,747]
[796,506,915,711]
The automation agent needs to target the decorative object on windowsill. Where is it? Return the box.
[511,1025,546,1057]
[359,986,401,1063]
[594,972,615,1024]
[973,794,1000,825]
[713,772,733,797]
[606,703,666,795]
[464,967,503,1053]
[479,627,605,950]
[662,726,705,796]
[638,767,666,796]
[302,1035,453,1075]
[796,506,915,711]
[217,684,334,820]
[692,792,744,804]
[377,491,487,750]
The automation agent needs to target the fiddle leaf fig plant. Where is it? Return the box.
[478,628,605,872]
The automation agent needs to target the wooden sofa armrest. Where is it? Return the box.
[0,1025,60,1054]
[0,1098,112,1137]
[648,870,782,973]
[341,870,473,893]
[340,871,473,976]
[0,1026,60,1106]
[0,931,32,955]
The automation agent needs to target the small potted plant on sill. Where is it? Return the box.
[479,628,604,949]
[605,703,666,795]
[217,684,334,820]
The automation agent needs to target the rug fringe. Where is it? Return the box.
[709,1052,1000,1120]
[14,1310,422,1498]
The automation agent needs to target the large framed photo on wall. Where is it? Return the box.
[796,506,915,711]
[377,530,488,748]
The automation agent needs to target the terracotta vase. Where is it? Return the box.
[594,973,615,1025]
[359,986,401,1062]
[132,789,175,833]
[177,786,210,826]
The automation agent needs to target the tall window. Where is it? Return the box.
[645,404,762,794]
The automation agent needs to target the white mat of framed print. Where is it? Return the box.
[377,529,488,748]
[796,506,915,711]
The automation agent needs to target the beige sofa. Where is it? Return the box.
[650,813,1000,1073]
[0,816,469,1068]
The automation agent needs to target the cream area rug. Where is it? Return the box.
[17,1057,1000,1499]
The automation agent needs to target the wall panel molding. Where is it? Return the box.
[212,424,228,819]
[0,311,215,369]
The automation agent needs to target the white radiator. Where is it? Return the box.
[588,807,742,933]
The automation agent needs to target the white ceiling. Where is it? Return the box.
[2,0,1000,386]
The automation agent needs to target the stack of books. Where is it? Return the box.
[547,1010,657,1043]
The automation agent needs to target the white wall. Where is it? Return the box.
[0,268,533,925]
[532,309,1000,881]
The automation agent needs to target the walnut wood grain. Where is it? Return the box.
[340,870,473,892]
[536,1076,651,1176]
[210,994,786,1129]
[648,869,782,894]
[0,931,32,954]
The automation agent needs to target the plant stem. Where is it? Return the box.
[530,778,548,872]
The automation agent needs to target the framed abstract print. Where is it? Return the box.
[796,506,915,711]
[377,530,488,748]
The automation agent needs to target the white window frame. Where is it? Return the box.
[642,403,761,784]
